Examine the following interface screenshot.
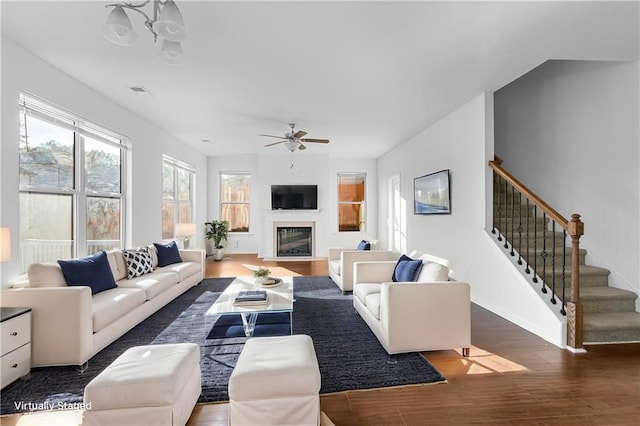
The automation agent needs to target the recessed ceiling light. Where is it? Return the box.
[128,86,153,97]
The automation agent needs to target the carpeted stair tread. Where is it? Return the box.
[583,312,640,331]
[580,287,638,313]
[583,312,640,343]
[510,246,587,266]
[539,264,609,275]
[581,286,638,301]
[537,264,610,287]
[534,264,611,288]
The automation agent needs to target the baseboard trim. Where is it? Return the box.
[261,257,326,262]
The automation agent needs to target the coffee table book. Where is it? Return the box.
[234,290,268,306]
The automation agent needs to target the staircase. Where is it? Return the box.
[493,174,640,345]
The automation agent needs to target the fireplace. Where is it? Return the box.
[274,222,315,257]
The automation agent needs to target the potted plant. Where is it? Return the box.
[205,220,230,260]
[253,267,271,285]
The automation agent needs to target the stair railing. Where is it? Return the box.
[489,157,585,350]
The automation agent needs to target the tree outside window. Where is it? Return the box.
[338,172,366,232]
[220,173,250,232]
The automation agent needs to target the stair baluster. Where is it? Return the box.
[510,185,515,257]
[504,178,509,250]
[525,198,531,274]
[541,212,548,294]
[533,205,538,283]
[517,192,523,265]
[551,221,557,305]
[561,230,567,316]
[494,172,502,241]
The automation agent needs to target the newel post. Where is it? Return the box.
[566,214,584,350]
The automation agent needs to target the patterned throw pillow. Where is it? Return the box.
[122,247,154,279]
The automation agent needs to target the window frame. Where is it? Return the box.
[219,172,251,233]
[18,92,129,270]
[337,172,367,233]
[162,155,196,240]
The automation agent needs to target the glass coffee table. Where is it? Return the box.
[205,276,294,338]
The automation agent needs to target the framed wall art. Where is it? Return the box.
[414,169,451,215]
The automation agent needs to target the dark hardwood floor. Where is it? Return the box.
[3,254,639,425]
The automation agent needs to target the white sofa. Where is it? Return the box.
[352,253,471,355]
[328,246,397,292]
[0,247,205,368]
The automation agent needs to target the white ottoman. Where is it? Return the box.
[229,335,321,426]
[83,343,201,426]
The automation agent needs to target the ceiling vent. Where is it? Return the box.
[128,86,153,97]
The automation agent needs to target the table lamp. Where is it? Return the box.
[175,223,196,249]
[0,227,11,262]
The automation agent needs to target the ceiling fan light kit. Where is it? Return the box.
[284,140,299,152]
[102,0,188,65]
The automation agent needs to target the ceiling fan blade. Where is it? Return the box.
[298,143,307,150]
[293,130,308,139]
[259,134,286,139]
[300,138,330,144]
[264,141,286,147]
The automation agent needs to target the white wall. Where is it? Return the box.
[207,153,378,257]
[494,60,640,302]
[0,38,208,286]
[377,93,566,347]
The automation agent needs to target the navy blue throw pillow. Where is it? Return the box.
[356,240,371,251]
[58,251,117,295]
[392,254,423,282]
[154,240,183,267]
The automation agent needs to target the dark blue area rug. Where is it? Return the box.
[0,276,445,415]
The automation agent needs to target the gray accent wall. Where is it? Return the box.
[495,60,640,307]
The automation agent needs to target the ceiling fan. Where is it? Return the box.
[260,123,330,152]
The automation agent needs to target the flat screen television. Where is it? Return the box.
[271,185,318,210]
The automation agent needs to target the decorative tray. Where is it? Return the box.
[259,277,283,287]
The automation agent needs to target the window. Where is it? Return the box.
[338,172,366,232]
[220,173,250,232]
[162,155,195,239]
[18,93,128,271]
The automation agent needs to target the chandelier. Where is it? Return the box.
[102,0,188,65]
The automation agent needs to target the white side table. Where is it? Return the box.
[1,307,31,389]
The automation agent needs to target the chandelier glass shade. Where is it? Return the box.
[158,39,183,65]
[153,0,188,42]
[102,0,188,65]
[103,6,138,46]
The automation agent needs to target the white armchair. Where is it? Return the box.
[327,246,396,292]
[352,254,471,356]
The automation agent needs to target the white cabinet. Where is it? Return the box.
[1,308,31,389]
